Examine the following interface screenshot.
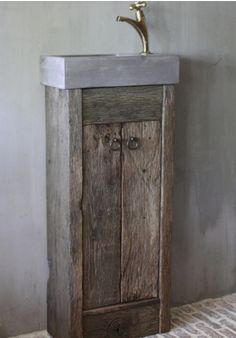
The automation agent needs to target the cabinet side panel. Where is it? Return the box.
[121,121,161,302]
[46,87,83,338]
[82,124,121,309]
[69,90,83,337]
[46,87,71,338]
[159,85,175,332]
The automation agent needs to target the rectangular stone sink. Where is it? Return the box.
[40,54,179,89]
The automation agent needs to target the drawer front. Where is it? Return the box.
[82,86,163,125]
[83,298,160,338]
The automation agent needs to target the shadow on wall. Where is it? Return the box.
[172,57,213,305]
[0,286,44,338]
[172,56,236,305]
[0,327,7,338]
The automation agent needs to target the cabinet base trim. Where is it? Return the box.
[83,298,160,338]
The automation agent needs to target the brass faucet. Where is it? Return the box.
[116,1,150,55]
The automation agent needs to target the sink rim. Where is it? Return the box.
[41,53,177,58]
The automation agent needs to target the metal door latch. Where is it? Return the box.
[109,138,121,151]
[127,136,139,150]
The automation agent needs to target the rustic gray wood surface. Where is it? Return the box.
[82,86,163,125]
[83,298,160,338]
[69,90,83,338]
[46,87,83,338]
[159,85,175,333]
[121,121,161,302]
[82,124,121,309]
[45,83,176,337]
[40,54,179,89]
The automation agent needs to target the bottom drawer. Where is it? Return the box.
[83,298,160,338]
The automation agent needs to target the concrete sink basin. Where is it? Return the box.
[40,53,179,89]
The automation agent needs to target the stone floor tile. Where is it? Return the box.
[219,328,236,338]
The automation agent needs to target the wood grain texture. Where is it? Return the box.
[121,121,161,302]
[46,87,83,338]
[159,85,175,333]
[69,90,83,337]
[45,84,175,337]
[82,124,121,309]
[83,298,160,338]
[82,86,163,125]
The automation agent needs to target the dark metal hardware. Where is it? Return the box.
[127,136,139,150]
[109,138,121,151]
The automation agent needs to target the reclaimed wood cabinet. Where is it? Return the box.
[41,54,179,338]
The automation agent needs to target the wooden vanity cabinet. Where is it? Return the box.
[45,84,175,338]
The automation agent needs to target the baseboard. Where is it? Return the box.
[10,331,50,338]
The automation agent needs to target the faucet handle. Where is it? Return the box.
[129,1,147,11]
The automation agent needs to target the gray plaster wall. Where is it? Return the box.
[0,2,236,337]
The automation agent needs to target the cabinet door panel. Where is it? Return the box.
[121,121,161,302]
[83,124,121,309]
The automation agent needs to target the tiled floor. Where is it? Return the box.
[156,293,236,337]
[11,293,236,338]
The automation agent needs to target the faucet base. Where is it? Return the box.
[140,51,152,56]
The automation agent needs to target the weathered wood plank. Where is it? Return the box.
[83,298,160,338]
[69,90,83,337]
[121,121,161,302]
[82,124,121,309]
[46,87,83,338]
[159,85,175,333]
[82,86,163,125]
[46,87,68,338]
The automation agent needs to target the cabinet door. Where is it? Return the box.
[82,124,121,309]
[83,121,161,310]
[121,121,161,302]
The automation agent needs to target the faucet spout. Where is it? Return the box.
[116,2,150,55]
[116,15,123,22]
[116,16,135,24]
